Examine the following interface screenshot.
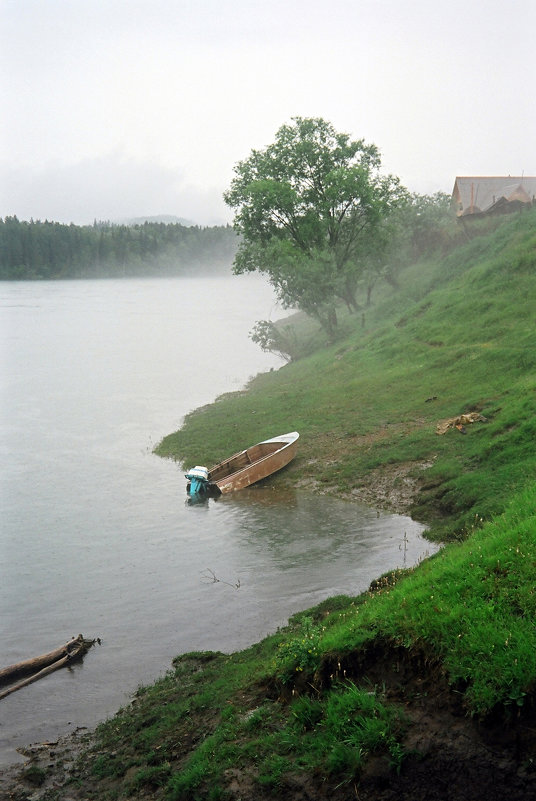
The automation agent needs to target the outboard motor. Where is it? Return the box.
[185,465,209,495]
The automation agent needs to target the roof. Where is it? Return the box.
[452,176,536,217]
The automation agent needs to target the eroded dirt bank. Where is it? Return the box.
[1,692,535,800]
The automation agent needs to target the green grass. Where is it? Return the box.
[317,482,536,714]
[73,210,536,799]
[86,628,409,798]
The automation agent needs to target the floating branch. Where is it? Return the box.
[201,568,241,590]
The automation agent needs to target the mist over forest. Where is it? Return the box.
[0,218,238,280]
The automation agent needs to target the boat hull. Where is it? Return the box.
[186,432,298,495]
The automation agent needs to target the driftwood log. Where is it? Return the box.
[0,635,96,700]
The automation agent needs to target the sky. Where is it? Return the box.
[1,0,535,226]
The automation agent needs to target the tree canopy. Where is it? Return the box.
[224,117,406,336]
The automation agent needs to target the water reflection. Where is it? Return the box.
[214,485,301,508]
[185,493,211,508]
[206,488,431,574]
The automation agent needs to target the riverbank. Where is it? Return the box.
[3,211,536,799]
[3,487,535,799]
[2,497,535,800]
[2,659,535,801]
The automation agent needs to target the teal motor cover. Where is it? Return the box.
[185,466,209,495]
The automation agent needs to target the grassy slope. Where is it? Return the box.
[157,209,536,541]
[73,212,536,799]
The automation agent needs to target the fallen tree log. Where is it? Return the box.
[0,635,87,685]
[0,635,96,700]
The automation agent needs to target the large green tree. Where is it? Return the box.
[224,117,405,336]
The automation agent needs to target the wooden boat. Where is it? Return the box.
[185,431,299,495]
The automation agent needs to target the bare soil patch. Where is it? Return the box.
[297,458,435,516]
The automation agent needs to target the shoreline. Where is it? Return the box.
[0,727,94,798]
[0,477,430,795]
[2,439,534,798]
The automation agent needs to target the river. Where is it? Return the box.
[0,274,435,766]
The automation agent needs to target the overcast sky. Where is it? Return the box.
[1,0,535,226]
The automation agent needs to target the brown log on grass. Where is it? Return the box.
[0,635,95,699]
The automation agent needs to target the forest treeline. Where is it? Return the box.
[0,217,238,280]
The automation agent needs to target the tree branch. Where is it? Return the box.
[201,569,241,590]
